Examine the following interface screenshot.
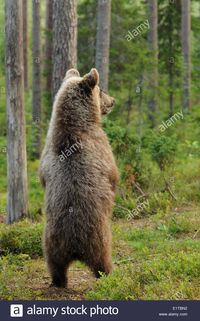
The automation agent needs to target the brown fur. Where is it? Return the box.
[39,68,119,287]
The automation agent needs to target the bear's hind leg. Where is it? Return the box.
[88,228,113,278]
[48,257,68,288]
[88,243,113,278]
[93,255,113,278]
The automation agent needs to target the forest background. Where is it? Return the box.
[0,0,200,300]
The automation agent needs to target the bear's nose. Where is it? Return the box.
[111,97,115,105]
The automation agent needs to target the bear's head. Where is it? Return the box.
[62,68,115,118]
[52,68,115,153]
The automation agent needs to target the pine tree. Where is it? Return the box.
[32,0,41,158]
[5,0,28,224]
[22,0,28,89]
[158,0,182,116]
[52,0,77,98]
[95,0,111,91]
[45,0,53,95]
[147,0,158,127]
[181,0,191,111]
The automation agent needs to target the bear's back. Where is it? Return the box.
[44,126,115,222]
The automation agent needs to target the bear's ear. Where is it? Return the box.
[82,68,99,89]
[65,68,80,80]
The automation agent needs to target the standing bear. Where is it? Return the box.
[39,68,119,287]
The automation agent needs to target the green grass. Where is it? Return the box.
[0,220,43,257]
[0,209,199,300]
[86,210,200,300]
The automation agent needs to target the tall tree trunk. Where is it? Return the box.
[52,0,77,98]
[95,0,111,91]
[32,0,41,158]
[22,0,28,89]
[168,9,173,118]
[137,75,144,145]
[169,63,174,117]
[181,0,191,111]
[147,0,158,127]
[45,0,53,95]
[169,25,174,117]
[5,0,28,224]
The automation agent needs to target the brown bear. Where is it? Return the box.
[39,68,119,287]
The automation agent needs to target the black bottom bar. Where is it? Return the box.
[1,300,199,321]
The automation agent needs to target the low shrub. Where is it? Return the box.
[86,251,200,300]
[0,220,43,257]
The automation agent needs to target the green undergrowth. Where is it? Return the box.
[86,209,200,300]
[0,209,199,300]
[87,252,200,300]
[0,220,43,257]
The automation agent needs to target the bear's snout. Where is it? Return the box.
[111,97,115,106]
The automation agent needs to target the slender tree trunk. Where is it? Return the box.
[137,75,144,144]
[181,0,191,111]
[52,0,77,98]
[95,0,111,91]
[32,0,41,158]
[126,96,132,124]
[147,0,158,127]
[5,0,28,224]
[22,0,28,89]
[169,64,174,117]
[45,0,53,94]
[168,11,174,118]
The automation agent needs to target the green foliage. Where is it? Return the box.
[147,192,171,216]
[157,217,190,237]
[87,252,200,300]
[0,220,43,257]
[158,0,181,74]
[0,253,30,271]
[158,0,182,115]
[103,119,139,157]
[87,212,200,300]
[113,194,137,219]
[0,4,5,75]
[78,0,96,74]
[148,133,177,170]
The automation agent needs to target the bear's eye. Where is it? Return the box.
[99,89,104,98]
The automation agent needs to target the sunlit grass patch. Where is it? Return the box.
[87,211,200,300]
[86,251,200,300]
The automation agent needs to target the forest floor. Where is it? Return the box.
[0,205,199,300]
[0,218,131,300]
